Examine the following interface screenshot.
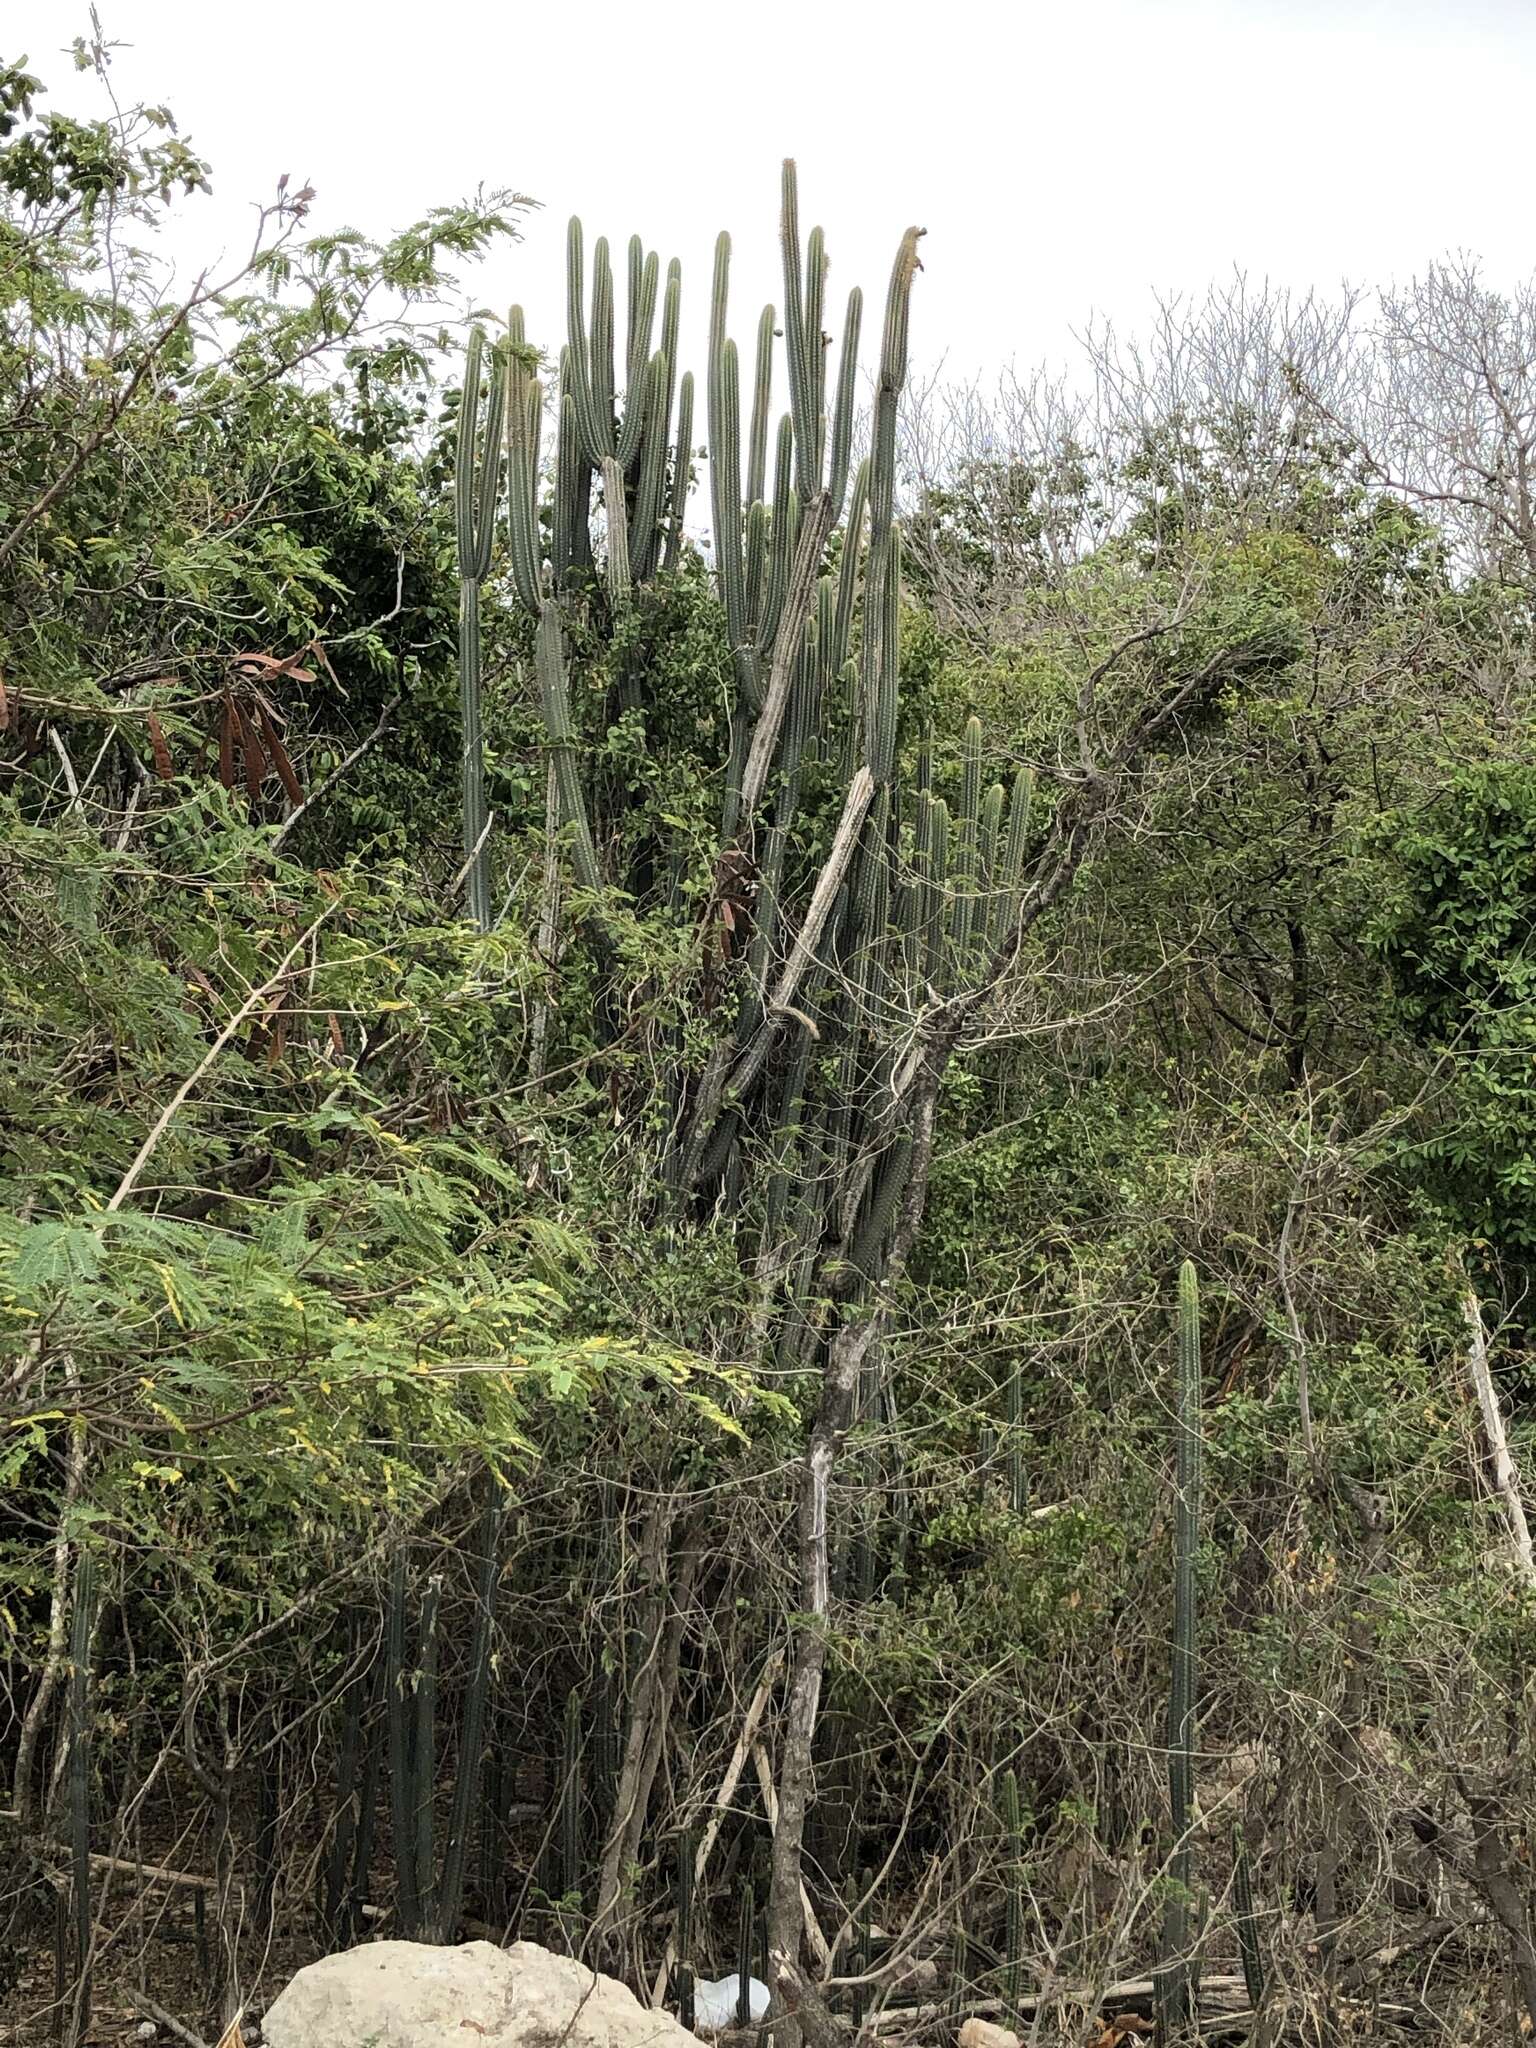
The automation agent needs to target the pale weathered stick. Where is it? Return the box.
[1462,1285,1536,1585]
[83,1851,237,1897]
[107,910,333,1212]
[271,693,400,853]
[125,1991,212,2048]
[723,764,876,1109]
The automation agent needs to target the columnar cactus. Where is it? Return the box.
[454,329,504,932]
[561,1685,584,1909]
[999,1769,1024,2030]
[66,1549,97,2047]
[674,1827,696,2032]
[1233,1822,1265,2008]
[437,1486,506,1940]
[1157,1260,1204,2036]
[446,177,1043,1756]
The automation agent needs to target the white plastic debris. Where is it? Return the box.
[694,1973,770,2031]
[134,2026,157,2043]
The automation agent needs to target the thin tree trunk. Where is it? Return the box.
[13,1372,86,1828]
[1410,1786,1536,2033]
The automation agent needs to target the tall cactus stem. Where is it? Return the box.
[1000,1768,1024,2031]
[1234,1823,1265,2008]
[600,455,631,608]
[560,1686,584,1911]
[589,236,616,457]
[438,1484,507,1941]
[664,370,694,572]
[1007,1364,1027,1514]
[454,325,504,932]
[737,1876,756,2026]
[387,1550,421,1938]
[536,602,603,896]
[66,1548,97,2047]
[675,1828,696,2032]
[748,303,776,509]
[827,288,864,520]
[1157,1260,1203,2037]
[412,1572,442,1935]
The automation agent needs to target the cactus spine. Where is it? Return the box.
[1157,1260,1203,2037]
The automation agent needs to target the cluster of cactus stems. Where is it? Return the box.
[443,169,1052,2013]
[451,162,1038,1400]
[1156,1261,1204,2039]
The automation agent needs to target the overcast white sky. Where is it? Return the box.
[12,0,1536,385]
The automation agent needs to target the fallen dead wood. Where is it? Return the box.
[87,1851,231,1895]
[870,1977,1251,2033]
[126,1990,212,2048]
[871,1978,1421,2042]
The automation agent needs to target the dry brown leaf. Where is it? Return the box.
[231,649,316,683]
[234,700,266,799]
[258,703,304,806]
[147,711,174,781]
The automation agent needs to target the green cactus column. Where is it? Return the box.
[454,327,504,933]
[1157,1259,1203,2038]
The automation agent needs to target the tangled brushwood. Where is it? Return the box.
[4,32,1536,2048]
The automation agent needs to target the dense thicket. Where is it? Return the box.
[3,38,1535,2048]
